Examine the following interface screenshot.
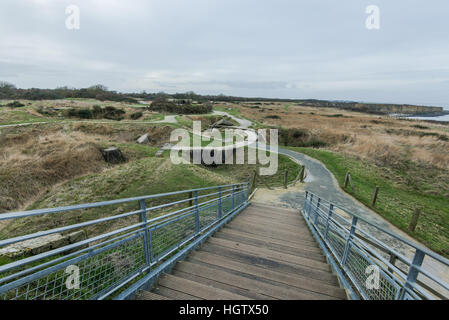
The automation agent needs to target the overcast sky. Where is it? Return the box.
[1,0,449,108]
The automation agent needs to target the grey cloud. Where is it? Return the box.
[0,0,448,109]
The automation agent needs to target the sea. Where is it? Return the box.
[403,105,449,122]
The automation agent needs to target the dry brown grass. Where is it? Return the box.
[233,102,449,170]
[0,123,173,212]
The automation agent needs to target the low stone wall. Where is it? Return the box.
[0,230,86,259]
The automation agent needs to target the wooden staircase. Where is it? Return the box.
[136,202,347,300]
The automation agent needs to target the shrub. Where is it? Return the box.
[265,115,281,119]
[6,101,25,108]
[130,111,143,120]
[150,97,212,114]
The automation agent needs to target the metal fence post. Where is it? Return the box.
[218,187,222,219]
[246,182,250,201]
[324,204,334,240]
[194,191,200,234]
[139,199,151,266]
[308,194,314,218]
[305,191,309,214]
[399,249,425,299]
[232,185,235,210]
[342,217,358,267]
[314,198,321,225]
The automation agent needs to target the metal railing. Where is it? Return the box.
[0,182,250,300]
[302,191,449,300]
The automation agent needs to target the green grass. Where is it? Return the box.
[285,147,449,257]
[0,109,55,125]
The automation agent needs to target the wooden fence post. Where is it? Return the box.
[284,170,289,189]
[189,191,193,208]
[409,209,421,232]
[252,170,257,191]
[371,186,379,207]
[299,165,305,183]
[344,172,350,188]
[345,172,355,192]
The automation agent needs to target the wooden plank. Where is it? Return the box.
[158,274,252,300]
[223,225,319,248]
[218,227,321,252]
[137,291,171,300]
[244,208,300,220]
[242,213,306,226]
[249,202,298,214]
[226,222,317,244]
[238,211,307,224]
[243,209,304,222]
[153,285,202,300]
[206,237,331,272]
[200,243,337,284]
[214,231,325,262]
[230,217,312,234]
[176,261,338,300]
[172,270,274,300]
[189,251,347,299]
[247,208,299,218]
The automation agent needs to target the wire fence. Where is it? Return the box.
[0,183,249,300]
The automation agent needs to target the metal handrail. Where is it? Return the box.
[0,182,250,300]
[302,191,449,300]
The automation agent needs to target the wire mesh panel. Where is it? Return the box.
[325,223,347,263]
[302,191,449,300]
[221,196,234,215]
[344,244,400,300]
[0,234,146,300]
[150,213,196,261]
[198,203,219,231]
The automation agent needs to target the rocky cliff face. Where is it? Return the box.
[352,103,443,115]
[300,100,444,115]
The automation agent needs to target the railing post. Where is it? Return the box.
[232,185,235,210]
[324,203,334,240]
[341,217,358,267]
[308,194,314,218]
[314,198,321,225]
[218,187,222,219]
[305,191,309,214]
[246,182,250,201]
[194,191,200,234]
[399,249,425,299]
[139,199,151,266]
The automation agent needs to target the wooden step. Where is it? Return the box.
[238,213,308,227]
[214,231,325,262]
[218,227,320,251]
[224,223,318,246]
[133,203,346,301]
[243,208,302,222]
[228,217,312,235]
[172,269,274,300]
[188,251,346,299]
[153,285,201,300]
[250,202,299,214]
[206,237,330,272]
[158,274,252,300]
[137,291,171,300]
[175,261,338,300]
[200,243,338,284]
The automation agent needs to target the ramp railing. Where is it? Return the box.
[0,182,250,300]
[303,191,449,300]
